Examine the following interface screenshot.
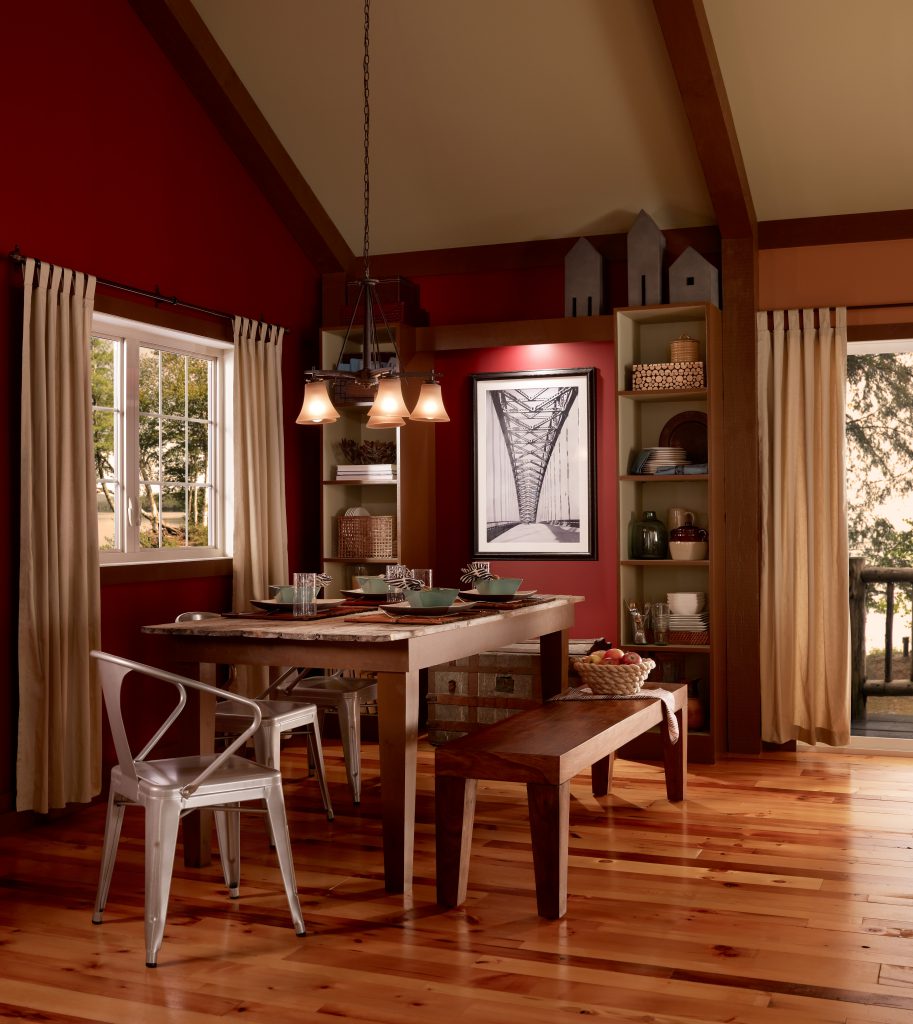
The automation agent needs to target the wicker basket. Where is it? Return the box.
[668,630,709,646]
[670,335,699,362]
[571,657,655,695]
[336,515,394,559]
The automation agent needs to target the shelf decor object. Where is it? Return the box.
[632,360,704,390]
[295,0,448,429]
[470,367,596,560]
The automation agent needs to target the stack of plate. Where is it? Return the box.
[640,447,689,474]
[669,612,709,631]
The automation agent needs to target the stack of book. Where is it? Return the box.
[335,464,396,481]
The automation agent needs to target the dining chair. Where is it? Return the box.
[90,650,305,967]
[263,669,378,806]
[175,612,334,824]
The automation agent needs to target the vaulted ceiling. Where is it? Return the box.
[137,0,913,270]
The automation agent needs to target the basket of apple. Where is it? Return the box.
[572,648,655,695]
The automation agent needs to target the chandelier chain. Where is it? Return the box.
[362,0,371,278]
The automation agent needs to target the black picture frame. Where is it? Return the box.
[471,367,597,560]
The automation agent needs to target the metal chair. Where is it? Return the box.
[90,651,305,967]
[263,669,378,805]
[175,612,334,823]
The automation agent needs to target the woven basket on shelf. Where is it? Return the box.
[571,657,655,695]
[669,335,699,363]
[336,515,394,559]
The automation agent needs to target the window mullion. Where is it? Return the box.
[123,339,140,554]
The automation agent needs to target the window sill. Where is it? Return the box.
[100,557,232,586]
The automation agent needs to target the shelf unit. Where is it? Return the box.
[614,304,725,763]
[318,323,435,595]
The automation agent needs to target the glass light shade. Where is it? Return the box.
[296,380,339,424]
[368,377,410,420]
[366,413,406,429]
[409,380,450,422]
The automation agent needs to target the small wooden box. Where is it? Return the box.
[631,361,704,390]
[426,640,595,745]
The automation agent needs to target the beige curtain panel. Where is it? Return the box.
[18,258,101,812]
[232,317,289,691]
[757,307,850,746]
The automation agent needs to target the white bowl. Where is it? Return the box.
[668,541,708,561]
[667,592,705,614]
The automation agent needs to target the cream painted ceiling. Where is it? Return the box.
[191,0,913,256]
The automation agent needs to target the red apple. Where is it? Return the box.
[605,648,626,664]
[622,651,642,665]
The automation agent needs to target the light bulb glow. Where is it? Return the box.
[409,381,450,422]
[295,380,339,424]
[368,377,410,420]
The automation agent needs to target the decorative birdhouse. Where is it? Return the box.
[669,247,719,307]
[626,210,665,307]
[564,237,603,317]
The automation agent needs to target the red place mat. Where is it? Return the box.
[221,606,355,622]
[344,612,475,626]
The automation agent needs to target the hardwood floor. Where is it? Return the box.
[3,737,913,1023]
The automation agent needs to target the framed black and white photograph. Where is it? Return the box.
[471,367,596,560]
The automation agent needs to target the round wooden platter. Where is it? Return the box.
[658,410,708,463]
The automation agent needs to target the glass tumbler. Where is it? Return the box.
[293,572,317,617]
[652,601,670,645]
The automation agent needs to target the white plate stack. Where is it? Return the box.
[642,447,689,474]
[669,613,709,631]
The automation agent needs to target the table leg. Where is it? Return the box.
[376,669,420,894]
[591,753,615,796]
[661,702,687,802]
[539,628,569,699]
[182,661,217,867]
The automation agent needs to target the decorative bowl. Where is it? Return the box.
[357,576,388,594]
[404,587,459,608]
[668,541,708,561]
[476,577,523,596]
[667,592,705,614]
[269,585,297,602]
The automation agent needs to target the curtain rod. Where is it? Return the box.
[7,247,288,333]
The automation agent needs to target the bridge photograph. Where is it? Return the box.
[471,368,596,560]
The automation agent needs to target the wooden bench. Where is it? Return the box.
[434,681,687,919]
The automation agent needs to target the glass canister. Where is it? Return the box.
[629,510,668,559]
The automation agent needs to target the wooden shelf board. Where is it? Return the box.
[622,644,711,653]
[618,388,708,402]
[619,474,709,482]
[621,559,709,567]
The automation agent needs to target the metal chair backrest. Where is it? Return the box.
[91,651,262,798]
[175,611,221,622]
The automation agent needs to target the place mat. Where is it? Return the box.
[344,612,474,625]
[550,686,680,744]
[468,595,554,611]
[220,606,355,622]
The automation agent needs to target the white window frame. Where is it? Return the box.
[93,312,233,564]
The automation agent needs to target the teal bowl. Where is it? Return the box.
[357,576,389,594]
[404,588,459,608]
[476,577,523,596]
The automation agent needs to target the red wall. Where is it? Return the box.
[413,269,618,640]
[0,1,322,814]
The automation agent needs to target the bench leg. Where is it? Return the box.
[661,703,687,802]
[591,753,615,796]
[527,780,569,919]
[435,775,477,909]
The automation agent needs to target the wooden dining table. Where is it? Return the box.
[142,594,582,894]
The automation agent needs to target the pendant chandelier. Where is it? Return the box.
[296,0,448,429]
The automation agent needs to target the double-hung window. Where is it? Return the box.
[91,313,231,563]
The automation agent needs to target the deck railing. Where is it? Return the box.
[849,556,913,719]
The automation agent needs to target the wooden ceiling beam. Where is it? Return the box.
[652,0,756,241]
[129,0,354,274]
